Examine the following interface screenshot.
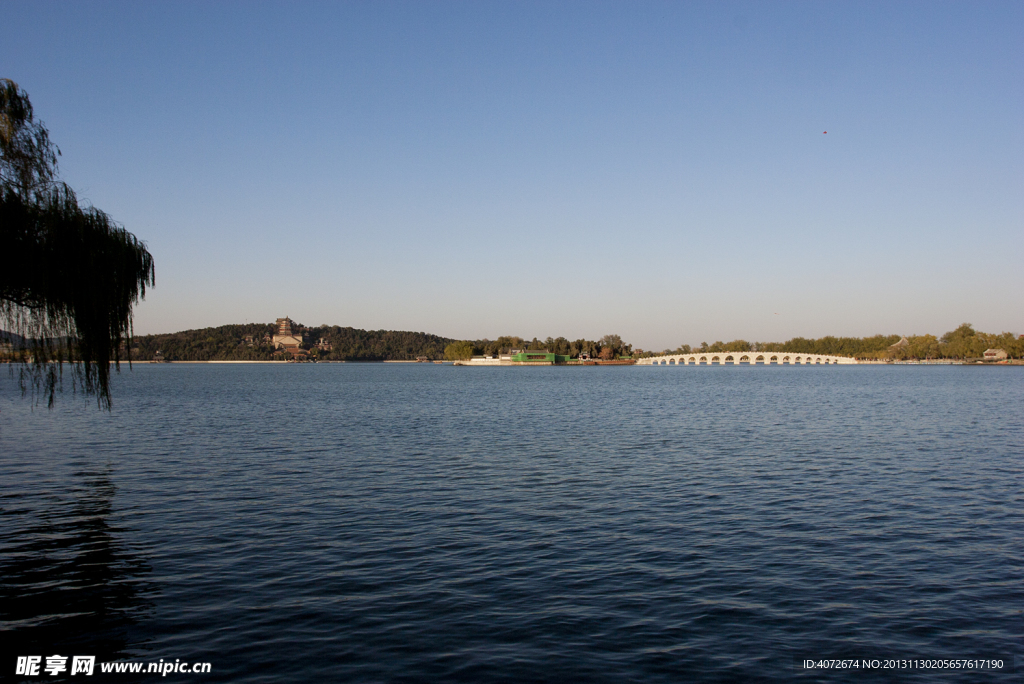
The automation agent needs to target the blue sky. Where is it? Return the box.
[4,1,1021,349]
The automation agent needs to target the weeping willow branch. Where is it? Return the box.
[2,79,154,408]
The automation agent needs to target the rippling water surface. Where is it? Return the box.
[2,364,1021,682]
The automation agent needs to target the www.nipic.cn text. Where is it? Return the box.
[15,656,212,677]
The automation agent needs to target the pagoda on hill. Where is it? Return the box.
[272,317,304,351]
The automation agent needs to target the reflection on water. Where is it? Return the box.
[0,467,154,672]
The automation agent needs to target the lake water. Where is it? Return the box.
[1,364,1021,682]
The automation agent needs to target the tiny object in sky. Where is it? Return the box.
[823,131,827,134]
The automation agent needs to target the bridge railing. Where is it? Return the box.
[638,353,857,366]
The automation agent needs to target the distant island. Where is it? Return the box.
[125,321,1021,363]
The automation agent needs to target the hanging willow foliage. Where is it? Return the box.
[1,79,154,408]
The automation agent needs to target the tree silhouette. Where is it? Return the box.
[1,79,154,407]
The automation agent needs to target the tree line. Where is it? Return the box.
[650,324,1022,360]
[131,323,453,361]
[444,334,632,361]
[107,322,1024,363]
[129,327,636,362]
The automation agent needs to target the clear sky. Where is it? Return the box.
[4,1,1021,349]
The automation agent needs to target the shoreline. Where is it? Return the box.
[120,359,1024,367]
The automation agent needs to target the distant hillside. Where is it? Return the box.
[131,323,453,361]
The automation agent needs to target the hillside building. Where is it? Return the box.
[272,317,304,350]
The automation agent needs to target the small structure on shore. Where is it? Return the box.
[509,350,572,363]
[983,348,1008,361]
[456,349,575,366]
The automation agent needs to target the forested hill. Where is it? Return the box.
[131,323,453,361]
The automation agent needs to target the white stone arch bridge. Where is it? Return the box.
[637,352,856,366]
